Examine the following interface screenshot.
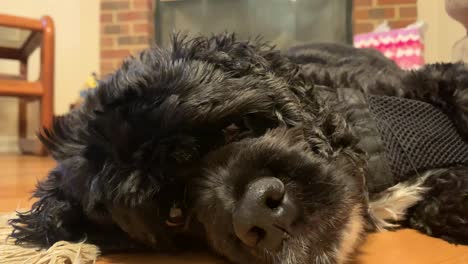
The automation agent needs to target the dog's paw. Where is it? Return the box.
[406,168,468,244]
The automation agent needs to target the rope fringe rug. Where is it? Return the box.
[0,213,100,264]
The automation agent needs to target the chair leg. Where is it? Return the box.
[38,15,55,156]
[17,98,28,154]
[18,99,50,156]
[17,59,31,155]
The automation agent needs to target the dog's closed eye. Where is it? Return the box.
[222,115,278,143]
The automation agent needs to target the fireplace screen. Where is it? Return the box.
[155,0,353,49]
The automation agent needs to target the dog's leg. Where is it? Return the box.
[368,173,430,230]
[405,167,468,244]
[403,63,468,136]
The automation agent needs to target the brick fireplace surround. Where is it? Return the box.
[100,0,154,76]
[99,0,417,77]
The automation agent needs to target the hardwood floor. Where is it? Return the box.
[0,155,53,212]
[1,154,468,264]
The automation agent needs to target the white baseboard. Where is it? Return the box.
[0,137,43,154]
[19,138,42,154]
[0,136,19,154]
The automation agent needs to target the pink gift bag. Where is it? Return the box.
[354,26,425,70]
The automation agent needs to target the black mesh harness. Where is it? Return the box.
[368,95,468,180]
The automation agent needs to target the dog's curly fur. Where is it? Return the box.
[9,34,468,264]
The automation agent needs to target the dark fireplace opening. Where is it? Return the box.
[155,0,353,49]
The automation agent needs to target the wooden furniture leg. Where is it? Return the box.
[18,60,28,149]
[38,16,55,155]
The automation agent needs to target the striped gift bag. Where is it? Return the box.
[354,24,425,70]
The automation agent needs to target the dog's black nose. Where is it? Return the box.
[233,177,297,251]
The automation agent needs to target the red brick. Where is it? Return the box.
[129,47,146,54]
[389,19,415,29]
[101,49,131,59]
[101,37,115,47]
[400,6,417,18]
[133,23,151,34]
[117,35,148,45]
[102,24,129,35]
[101,59,124,75]
[354,0,372,6]
[354,23,374,34]
[117,11,149,22]
[101,1,129,10]
[100,0,154,77]
[369,8,395,19]
[100,13,113,23]
[354,9,370,20]
[133,0,152,9]
[377,0,416,5]
[100,65,116,77]
[100,60,115,70]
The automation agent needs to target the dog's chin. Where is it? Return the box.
[204,202,366,264]
[193,127,368,264]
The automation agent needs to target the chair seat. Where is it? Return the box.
[0,73,22,80]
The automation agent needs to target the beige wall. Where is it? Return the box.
[0,0,99,152]
[418,0,466,63]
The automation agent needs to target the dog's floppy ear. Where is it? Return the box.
[82,98,209,171]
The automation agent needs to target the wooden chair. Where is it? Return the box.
[0,14,55,155]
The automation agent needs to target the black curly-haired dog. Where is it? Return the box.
[9,34,468,264]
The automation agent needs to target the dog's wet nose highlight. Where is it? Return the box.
[233,177,298,251]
